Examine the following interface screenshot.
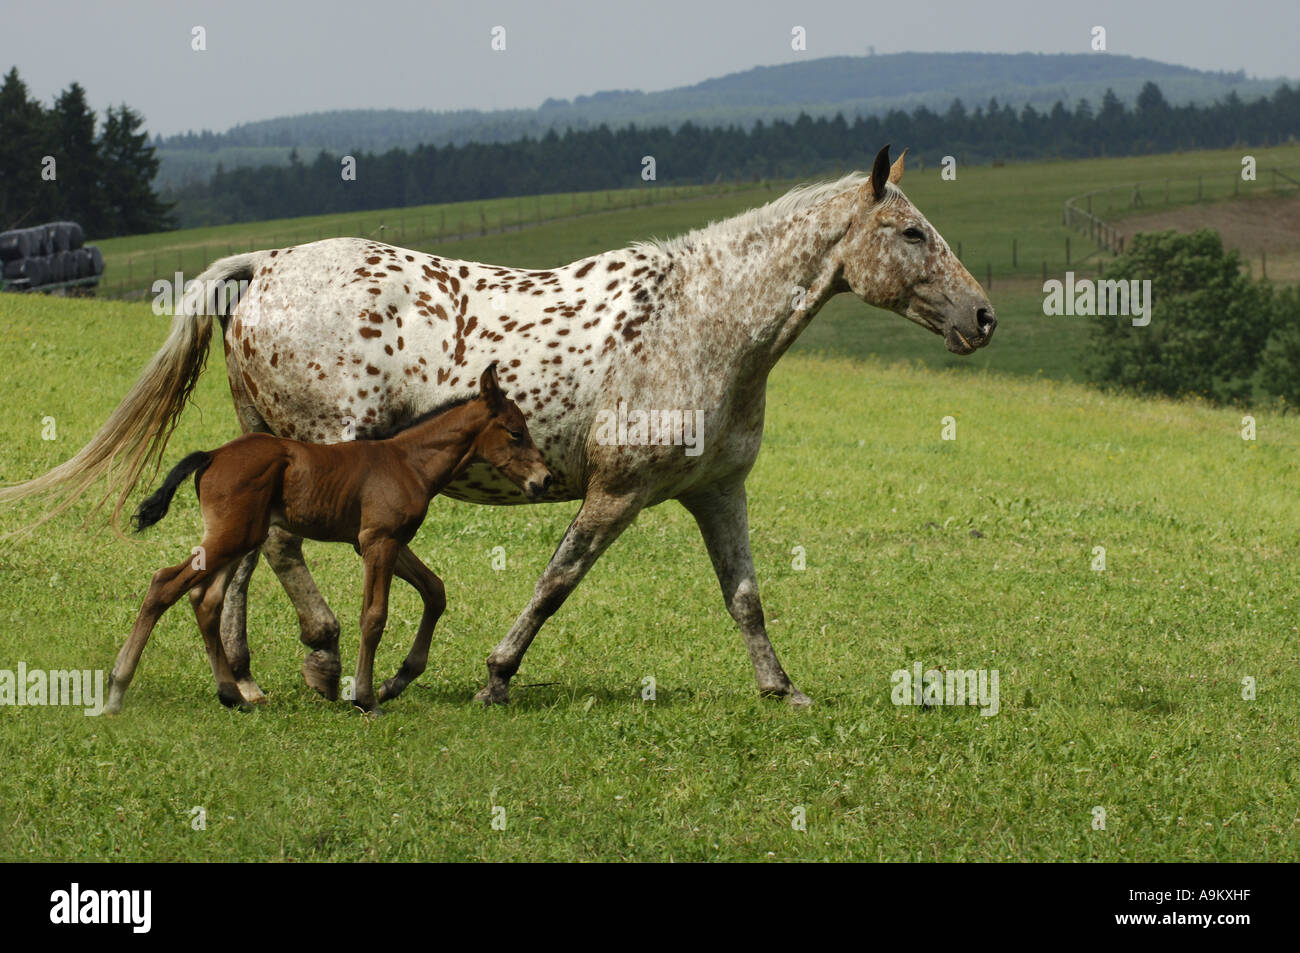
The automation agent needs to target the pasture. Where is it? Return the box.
[1,291,1296,861]
[94,142,1300,385]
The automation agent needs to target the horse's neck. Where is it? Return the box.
[673,191,852,372]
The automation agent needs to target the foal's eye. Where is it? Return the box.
[508,430,524,442]
[903,227,926,244]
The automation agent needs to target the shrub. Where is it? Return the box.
[1086,229,1271,404]
[1258,286,1300,408]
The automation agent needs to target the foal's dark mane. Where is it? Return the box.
[362,393,478,442]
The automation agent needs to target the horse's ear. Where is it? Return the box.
[889,148,907,184]
[870,144,892,201]
[480,361,505,410]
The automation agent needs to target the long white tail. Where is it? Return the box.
[0,251,266,534]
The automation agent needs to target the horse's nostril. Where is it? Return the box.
[977,308,996,337]
[541,474,553,490]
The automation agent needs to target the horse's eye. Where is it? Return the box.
[903,227,926,244]
[508,430,524,442]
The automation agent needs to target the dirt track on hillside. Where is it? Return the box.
[1118,194,1300,255]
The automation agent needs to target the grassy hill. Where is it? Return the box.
[0,293,1296,860]
[89,143,1300,384]
[154,52,1290,188]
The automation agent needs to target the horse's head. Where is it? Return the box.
[471,362,553,500]
[837,145,996,354]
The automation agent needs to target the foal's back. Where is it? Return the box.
[200,432,424,547]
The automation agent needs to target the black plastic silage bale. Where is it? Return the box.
[49,221,84,251]
[86,245,104,276]
[0,229,34,261]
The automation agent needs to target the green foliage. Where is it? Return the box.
[152,52,1291,189]
[1258,286,1300,406]
[1087,229,1272,403]
[0,68,173,237]
[161,80,1300,229]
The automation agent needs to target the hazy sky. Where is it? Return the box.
[2,0,1296,136]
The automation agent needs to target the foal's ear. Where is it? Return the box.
[479,361,506,411]
[870,144,892,201]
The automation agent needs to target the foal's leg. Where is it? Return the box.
[476,491,643,706]
[680,484,811,708]
[218,386,274,705]
[190,561,251,710]
[352,537,401,713]
[106,550,239,714]
[377,546,447,703]
[262,528,344,700]
[217,393,341,703]
[219,550,266,704]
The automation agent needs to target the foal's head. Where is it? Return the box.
[469,363,553,500]
[837,145,996,355]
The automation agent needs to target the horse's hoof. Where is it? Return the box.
[301,651,341,700]
[787,689,814,710]
[474,684,509,706]
[761,686,813,709]
[354,703,383,718]
[377,678,402,703]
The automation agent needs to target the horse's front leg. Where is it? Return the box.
[476,490,643,705]
[680,484,812,708]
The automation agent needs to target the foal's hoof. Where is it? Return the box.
[301,651,342,700]
[217,684,254,713]
[237,679,269,705]
[474,684,510,706]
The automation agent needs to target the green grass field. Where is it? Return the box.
[1,293,1296,861]
[87,143,1300,385]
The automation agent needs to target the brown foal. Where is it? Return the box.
[105,362,552,715]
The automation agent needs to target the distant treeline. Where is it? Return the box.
[0,69,173,237]
[171,82,1300,228]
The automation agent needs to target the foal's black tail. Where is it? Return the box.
[131,451,212,533]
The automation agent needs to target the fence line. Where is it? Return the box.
[1063,166,1300,257]
[98,181,761,301]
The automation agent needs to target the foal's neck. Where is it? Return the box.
[388,401,486,494]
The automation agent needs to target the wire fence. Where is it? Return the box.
[1064,166,1300,256]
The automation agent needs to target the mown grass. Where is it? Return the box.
[0,294,1296,861]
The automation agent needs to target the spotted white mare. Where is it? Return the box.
[6,146,995,708]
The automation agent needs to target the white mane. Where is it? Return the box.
[634,171,872,255]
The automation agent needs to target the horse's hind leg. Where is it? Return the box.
[191,560,251,710]
[261,527,343,700]
[218,379,273,705]
[219,550,266,704]
[378,545,447,704]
